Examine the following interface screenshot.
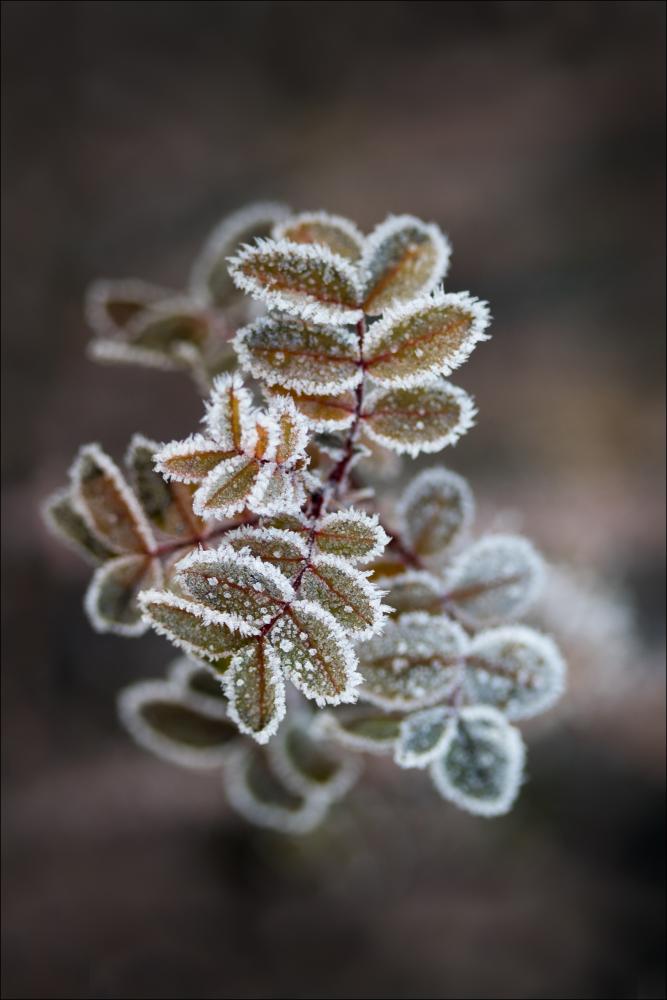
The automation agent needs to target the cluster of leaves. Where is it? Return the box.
[44,205,567,831]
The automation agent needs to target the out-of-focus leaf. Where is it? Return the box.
[268,714,360,800]
[274,211,364,261]
[85,553,163,636]
[85,278,173,337]
[397,467,475,557]
[379,570,444,615]
[314,709,403,754]
[394,706,453,769]
[42,488,115,565]
[445,534,545,626]
[364,381,476,457]
[126,435,205,539]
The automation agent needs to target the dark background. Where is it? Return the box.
[2,2,665,998]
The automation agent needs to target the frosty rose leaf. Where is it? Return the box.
[189,201,290,307]
[267,715,360,801]
[224,743,329,835]
[126,435,205,539]
[43,488,115,565]
[364,381,476,457]
[430,706,526,817]
[380,570,444,616]
[193,455,269,518]
[138,590,250,664]
[175,546,294,633]
[465,625,566,720]
[202,372,256,453]
[252,464,307,517]
[124,298,209,357]
[222,526,308,577]
[266,386,357,431]
[299,555,387,639]
[85,278,173,338]
[269,601,361,706]
[358,612,468,710]
[154,434,239,486]
[314,510,389,563]
[228,238,364,323]
[70,444,155,555]
[85,553,163,637]
[167,657,229,716]
[266,395,310,465]
[118,680,238,770]
[445,534,545,626]
[274,211,364,261]
[360,215,451,314]
[235,314,362,395]
[394,707,453,769]
[397,467,475,557]
[224,641,286,744]
[314,708,404,755]
[364,291,490,387]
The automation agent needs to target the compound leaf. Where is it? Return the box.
[379,570,444,615]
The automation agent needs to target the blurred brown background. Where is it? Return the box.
[2,2,665,998]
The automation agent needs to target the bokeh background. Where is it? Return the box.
[2,2,665,997]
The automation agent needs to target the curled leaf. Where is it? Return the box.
[397,467,475,557]
[85,553,163,637]
[274,211,364,261]
[118,680,238,769]
[445,534,545,626]
[42,488,115,565]
[228,238,364,323]
[358,611,467,710]
[465,625,566,720]
[364,381,476,457]
[430,706,525,817]
[314,509,389,563]
[138,590,250,664]
[224,641,286,744]
[360,215,451,314]
[394,707,453,769]
[269,600,361,706]
[235,314,362,395]
[364,290,490,387]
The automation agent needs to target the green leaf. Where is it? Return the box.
[235,313,362,395]
[430,706,525,817]
[394,707,453,769]
[265,386,357,431]
[228,239,364,323]
[85,554,163,636]
[42,488,115,565]
[397,467,475,557]
[267,714,360,800]
[360,215,451,314]
[70,444,155,554]
[314,509,389,563]
[379,570,444,615]
[224,641,286,743]
[364,381,476,457]
[167,656,229,713]
[357,611,467,710]
[364,290,490,386]
[299,555,387,638]
[138,590,250,664]
[464,625,566,720]
[192,454,267,518]
[274,211,364,260]
[118,679,238,769]
[269,600,361,706]
[314,709,403,754]
[445,534,545,626]
[175,546,295,633]
[222,525,308,577]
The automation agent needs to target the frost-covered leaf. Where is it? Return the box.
[118,680,238,769]
[364,291,490,386]
[266,386,357,431]
[154,434,239,485]
[85,554,163,636]
[397,467,475,557]
[85,278,172,337]
[360,215,451,314]
[465,625,566,720]
[126,435,204,539]
[394,707,453,769]
[266,395,310,465]
[445,534,545,626]
[267,714,360,800]
[189,202,290,307]
[358,612,467,710]
[235,314,362,395]
[42,488,115,565]
[138,590,250,664]
[380,570,444,615]
[222,525,308,577]
[314,509,389,563]
[274,211,364,261]
[201,372,256,452]
[251,464,307,517]
[70,444,154,554]
[175,546,294,633]
[224,743,329,835]
[228,238,364,323]
[430,706,525,817]
[299,555,387,638]
[364,381,476,457]
[193,455,268,518]
[314,709,403,755]
[224,641,286,744]
[269,601,361,706]
[124,298,209,357]
[167,656,229,716]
